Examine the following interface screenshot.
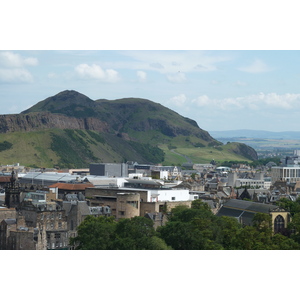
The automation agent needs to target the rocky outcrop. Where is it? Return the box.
[230,143,258,161]
[0,112,109,133]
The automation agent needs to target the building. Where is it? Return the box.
[48,182,94,199]
[271,166,300,183]
[90,163,128,177]
[271,150,300,184]
[216,199,290,233]
[62,194,111,241]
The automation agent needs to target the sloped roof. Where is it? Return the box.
[217,207,243,218]
[223,199,278,214]
[49,182,94,190]
[2,218,17,225]
[0,176,11,182]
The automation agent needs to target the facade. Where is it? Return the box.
[90,163,128,177]
[85,186,195,221]
[271,166,300,183]
[271,151,300,184]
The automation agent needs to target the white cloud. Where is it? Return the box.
[167,72,187,83]
[0,68,33,83]
[75,63,120,82]
[0,51,38,68]
[119,50,231,74]
[190,92,300,111]
[169,94,188,107]
[0,51,38,83]
[238,59,271,73]
[191,95,210,107]
[137,70,147,82]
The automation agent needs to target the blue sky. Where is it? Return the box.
[1,50,300,132]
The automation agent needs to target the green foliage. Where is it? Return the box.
[159,200,300,250]
[276,197,300,216]
[252,213,272,232]
[86,130,106,144]
[50,129,98,168]
[128,141,165,164]
[70,216,117,250]
[114,217,163,250]
[219,160,249,167]
[194,142,205,148]
[0,141,12,152]
[72,216,169,250]
[250,157,281,168]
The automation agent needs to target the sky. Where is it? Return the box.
[1,1,300,135]
[1,49,300,132]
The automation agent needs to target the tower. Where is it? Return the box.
[5,169,21,209]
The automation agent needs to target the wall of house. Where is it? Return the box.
[150,189,191,202]
[0,207,16,222]
[8,230,36,250]
[116,193,140,220]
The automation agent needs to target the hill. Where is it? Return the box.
[210,129,300,139]
[0,90,257,168]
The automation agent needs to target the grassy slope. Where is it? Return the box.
[0,129,253,168]
[161,143,252,165]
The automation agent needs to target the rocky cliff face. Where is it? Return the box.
[0,112,110,133]
[230,143,258,161]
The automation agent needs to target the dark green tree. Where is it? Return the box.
[70,215,117,250]
[113,216,164,250]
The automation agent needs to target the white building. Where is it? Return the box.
[271,166,300,184]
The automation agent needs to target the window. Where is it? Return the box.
[171,197,176,201]
[274,215,285,233]
[119,211,125,216]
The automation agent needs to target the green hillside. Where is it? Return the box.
[0,90,258,168]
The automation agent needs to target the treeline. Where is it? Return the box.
[220,157,281,168]
[71,199,300,250]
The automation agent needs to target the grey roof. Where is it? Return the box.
[202,200,217,209]
[62,202,72,216]
[240,211,256,226]
[217,199,281,226]
[2,218,16,225]
[125,179,163,186]
[216,207,243,218]
[223,199,252,210]
[77,201,91,216]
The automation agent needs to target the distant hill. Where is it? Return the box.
[0,90,258,168]
[210,129,300,139]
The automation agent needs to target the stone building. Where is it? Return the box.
[216,199,290,234]
[1,189,69,250]
[85,187,141,220]
[62,194,110,241]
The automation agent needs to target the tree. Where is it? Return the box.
[252,213,272,233]
[71,215,169,250]
[214,216,242,249]
[113,216,159,250]
[70,215,117,250]
[158,200,223,250]
[276,197,300,216]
